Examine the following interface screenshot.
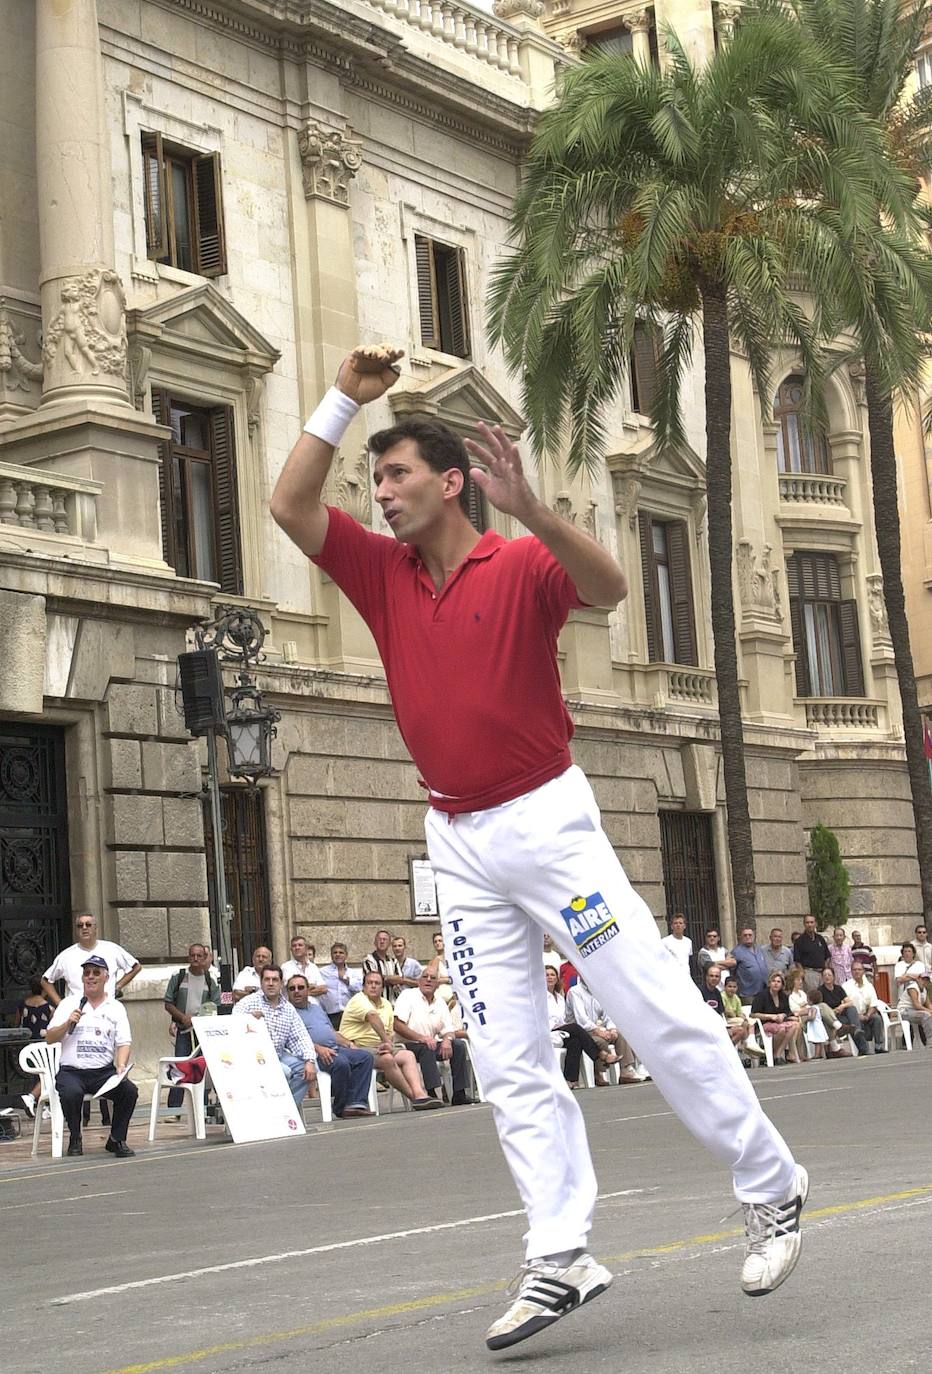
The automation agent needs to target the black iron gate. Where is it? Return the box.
[659,810,719,952]
[203,786,271,968]
[0,723,70,1102]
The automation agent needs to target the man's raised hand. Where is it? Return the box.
[336,345,405,406]
[465,422,536,523]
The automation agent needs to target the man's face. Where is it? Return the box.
[392,938,406,962]
[543,935,553,951]
[804,915,817,934]
[740,928,755,945]
[75,915,96,946]
[82,964,106,994]
[852,962,865,983]
[363,973,384,1000]
[188,945,211,973]
[724,979,738,998]
[331,944,347,965]
[705,931,720,948]
[374,930,391,955]
[418,973,438,1000]
[287,978,309,1009]
[253,948,272,974]
[705,967,720,990]
[671,917,686,937]
[851,930,863,946]
[373,439,458,545]
[291,938,307,961]
[432,933,444,955]
[769,929,783,950]
[916,926,927,943]
[261,969,282,1000]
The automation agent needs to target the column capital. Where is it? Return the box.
[297,122,363,206]
[624,8,653,34]
[493,0,544,19]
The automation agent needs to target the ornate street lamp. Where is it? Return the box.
[195,605,281,784]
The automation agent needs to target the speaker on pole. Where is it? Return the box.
[178,650,226,735]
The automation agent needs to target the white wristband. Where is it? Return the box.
[303,387,360,447]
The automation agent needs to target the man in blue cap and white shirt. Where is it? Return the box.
[45,954,138,1157]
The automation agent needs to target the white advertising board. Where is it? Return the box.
[192,1014,306,1144]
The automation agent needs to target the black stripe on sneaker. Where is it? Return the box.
[521,1279,580,1313]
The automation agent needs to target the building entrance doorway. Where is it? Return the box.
[659,810,720,955]
[203,786,271,969]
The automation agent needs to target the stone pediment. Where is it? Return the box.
[607,435,705,495]
[127,284,280,373]
[388,365,525,439]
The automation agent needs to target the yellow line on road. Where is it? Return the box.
[100,1183,932,1374]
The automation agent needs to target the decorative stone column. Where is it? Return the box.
[624,9,654,67]
[35,0,130,409]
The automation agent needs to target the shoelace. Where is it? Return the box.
[508,1260,561,1299]
[742,1196,798,1255]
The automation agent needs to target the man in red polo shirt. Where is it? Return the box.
[271,346,807,1351]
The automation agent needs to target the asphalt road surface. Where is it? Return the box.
[4,1050,930,1374]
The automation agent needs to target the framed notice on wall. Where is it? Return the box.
[409,854,439,921]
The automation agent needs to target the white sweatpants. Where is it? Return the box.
[425,766,797,1261]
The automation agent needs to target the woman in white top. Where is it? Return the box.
[894,942,932,1046]
[786,966,826,1058]
[544,966,618,1088]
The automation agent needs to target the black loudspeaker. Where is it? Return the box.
[178,650,226,735]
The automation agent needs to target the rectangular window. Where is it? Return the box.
[786,551,864,698]
[917,51,932,88]
[151,389,242,594]
[638,512,697,666]
[630,322,660,415]
[414,234,471,358]
[142,132,227,276]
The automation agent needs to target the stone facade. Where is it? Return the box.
[0,0,924,1081]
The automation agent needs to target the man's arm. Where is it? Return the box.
[270,346,404,559]
[115,955,141,995]
[464,423,627,608]
[393,1015,435,1047]
[40,977,62,1007]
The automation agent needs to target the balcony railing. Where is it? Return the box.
[778,472,847,505]
[363,0,523,75]
[0,461,100,545]
[804,698,881,730]
[668,667,716,705]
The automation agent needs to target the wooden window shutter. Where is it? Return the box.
[632,323,659,415]
[638,511,660,662]
[150,387,175,567]
[141,132,168,258]
[666,520,698,666]
[414,235,440,349]
[445,248,471,358]
[209,406,243,595]
[466,477,486,533]
[193,152,227,277]
[838,600,865,697]
[787,594,812,698]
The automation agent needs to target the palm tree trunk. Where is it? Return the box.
[864,361,932,918]
[700,280,757,931]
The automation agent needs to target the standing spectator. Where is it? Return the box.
[827,928,853,985]
[280,936,327,997]
[41,912,140,1004]
[761,929,794,980]
[286,975,374,1118]
[849,931,877,977]
[394,970,474,1105]
[751,972,802,1065]
[319,942,363,1029]
[913,924,932,976]
[163,944,221,1108]
[362,929,406,1003]
[661,913,693,972]
[340,970,442,1108]
[391,936,424,986]
[233,965,318,1105]
[17,976,53,1117]
[818,967,865,1055]
[843,962,885,1054]
[894,942,932,1046]
[792,915,830,994]
[232,946,273,1002]
[697,929,736,990]
[425,930,456,1005]
[730,927,769,1004]
[542,933,563,974]
[786,967,827,1060]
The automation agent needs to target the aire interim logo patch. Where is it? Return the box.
[559,891,618,957]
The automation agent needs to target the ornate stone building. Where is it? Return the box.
[0,0,921,1081]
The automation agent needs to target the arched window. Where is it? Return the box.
[773,375,831,475]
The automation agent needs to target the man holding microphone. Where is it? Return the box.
[45,954,138,1157]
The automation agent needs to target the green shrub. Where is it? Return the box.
[807,823,850,932]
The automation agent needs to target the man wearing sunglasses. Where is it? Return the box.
[41,912,140,1004]
[45,955,138,1157]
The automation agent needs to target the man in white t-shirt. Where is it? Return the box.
[232,945,273,1001]
[41,912,140,1003]
[394,970,473,1104]
[661,914,693,972]
[280,935,328,997]
[843,962,885,1053]
[45,954,138,1157]
[697,929,736,990]
[542,933,563,974]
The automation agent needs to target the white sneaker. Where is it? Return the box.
[486,1252,613,1350]
[741,1165,809,1296]
[20,1094,36,1119]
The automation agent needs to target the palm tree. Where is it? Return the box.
[789,0,932,919]
[488,9,907,930]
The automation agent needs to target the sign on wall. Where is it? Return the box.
[192,1014,306,1143]
[409,854,439,920]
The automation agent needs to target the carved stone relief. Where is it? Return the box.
[335,445,372,525]
[42,269,127,382]
[245,375,265,438]
[0,299,43,395]
[847,356,867,406]
[126,342,151,412]
[866,573,890,643]
[737,538,781,619]
[624,8,653,34]
[297,122,362,205]
[493,0,544,17]
[553,492,576,523]
[613,474,642,530]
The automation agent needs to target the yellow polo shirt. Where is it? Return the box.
[341,992,394,1048]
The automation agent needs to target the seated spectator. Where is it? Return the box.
[843,961,885,1054]
[849,931,877,977]
[720,976,764,1061]
[786,966,827,1059]
[280,936,327,998]
[286,975,375,1118]
[232,945,273,1002]
[566,976,642,1084]
[233,965,318,1106]
[819,966,867,1055]
[17,976,53,1118]
[894,942,932,1047]
[545,966,630,1087]
[163,943,221,1110]
[391,936,423,987]
[394,971,475,1105]
[697,929,736,990]
[341,970,443,1108]
[750,971,802,1064]
[318,943,363,1030]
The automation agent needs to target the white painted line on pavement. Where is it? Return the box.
[757,1086,853,1102]
[0,1188,128,1213]
[52,1188,648,1307]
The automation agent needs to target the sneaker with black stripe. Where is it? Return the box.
[741,1164,809,1296]
[485,1252,613,1350]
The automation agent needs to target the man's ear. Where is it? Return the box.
[442,467,465,502]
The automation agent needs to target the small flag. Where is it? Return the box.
[924,721,932,761]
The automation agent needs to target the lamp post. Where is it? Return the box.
[188,606,280,993]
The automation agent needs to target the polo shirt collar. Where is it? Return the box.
[403,530,505,564]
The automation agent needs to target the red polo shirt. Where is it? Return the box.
[313,507,585,813]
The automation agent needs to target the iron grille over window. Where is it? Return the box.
[774,375,831,474]
[142,132,227,276]
[786,551,864,697]
[414,234,471,358]
[638,512,697,665]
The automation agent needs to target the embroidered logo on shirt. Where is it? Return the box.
[559,892,618,957]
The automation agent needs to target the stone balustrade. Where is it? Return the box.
[0,460,101,544]
[778,472,847,505]
[363,0,524,76]
[667,667,716,705]
[804,698,881,730]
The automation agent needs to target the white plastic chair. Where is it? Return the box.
[743,1008,775,1068]
[304,1068,379,1123]
[148,1053,208,1141]
[18,1040,95,1159]
[877,1000,913,1052]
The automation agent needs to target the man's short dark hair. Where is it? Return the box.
[262,964,283,980]
[369,414,471,513]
